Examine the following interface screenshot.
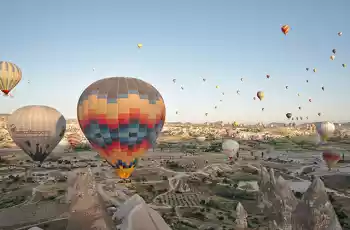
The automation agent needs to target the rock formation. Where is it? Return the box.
[291,177,342,230]
[235,202,248,229]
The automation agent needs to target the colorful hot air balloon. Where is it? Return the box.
[338,32,342,36]
[216,85,219,89]
[8,105,66,163]
[67,133,82,149]
[330,55,335,60]
[77,77,166,179]
[332,49,336,54]
[137,43,143,49]
[286,113,292,119]
[257,91,264,101]
[342,64,347,68]
[313,68,317,72]
[322,150,341,171]
[315,121,335,143]
[233,121,239,127]
[281,25,290,35]
[0,61,22,96]
[222,139,239,160]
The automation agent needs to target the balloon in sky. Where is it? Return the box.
[322,86,325,91]
[0,61,22,96]
[202,78,206,82]
[8,105,66,163]
[286,113,292,119]
[338,32,342,36]
[266,74,270,79]
[298,106,301,110]
[216,85,219,89]
[322,150,341,170]
[253,97,256,100]
[240,78,243,82]
[222,139,239,160]
[313,68,317,72]
[281,25,290,35]
[285,85,288,89]
[173,79,176,83]
[332,49,336,54]
[306,68,309,71]
[236,90,240,95]
[309,98,312,102]
[77,77,166,179]
[318,112,321,116]
[257,91,264,101]
[342,64,347,68]
[181,86,184,90]
[67,133,82,149]
[137,43,143,49]
[330,55,335,61]
[315,121,335,143]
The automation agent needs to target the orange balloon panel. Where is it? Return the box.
[77,77,166,177]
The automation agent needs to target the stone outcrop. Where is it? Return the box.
[235,202,248,229]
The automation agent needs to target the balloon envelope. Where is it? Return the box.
[77,77,166,179]
[315,121,335,143]
[257,91,264,100]
[67,133,82,148]
[222,139,239,159]
[0,61,22,95]
[322,150,340,170]
[8,105,66,162]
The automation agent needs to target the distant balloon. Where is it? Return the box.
[205,113,208,116]
[216,85,219,89]
[77,77,166,179]
[266,74,270,79]
[332,49,336,54]
[298,106,301,110]
[181,86,184,90]
[257,91,264,101]
[214,106,218,109]
[330,55,335,61]
[313,68,317,73]
[286,113,292,119]
[306,80,309,83]
[173,79,176,83]
[222,92,225,95]
[236,90,240,95]
[285,85,288,89]
[202,78,206,82]
[137,43,143,49]
[67,133,82,149]
[322,86,325,91]
[222,139,239,160]
[338,32,342,36]
[0,61,22,96]
[342,64,347,68]
[253,97,256,100]
[240,78,244,82]
[309,98,312,102]
[318,112,321,116]
[306,68,309,71]
[315,121,335,143]
[322,150,340,170]
[262,108,265,111]
[8,105,66,163]
[92,68,95,72]
[281,25,290,35]
[297,93,301,97]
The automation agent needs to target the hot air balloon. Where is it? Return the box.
[77,77,166,179]
[297,93,301,96]
[137,44,143,49]
[330,55,335,60]
[306,80,309,83]
[181,86,184,90]
[173,79,176,83]
[240,78,243,82]
[281,25,290,35]
[205,113,208,116]
[262,108,265,111]
[286,113,292,119]
[300,117,303,120]
[306,116,309,120]
[92,68,95,72]
[220,99,223,102]
[342,64,347,68]
[253,97,256,100]
[313,68,317,73]
[322,86,324,91]
[236,90,240,95]
[292,118,294,121]
[315,121,335,143]
[222,92,225,95]
[67,133,82,150]
[233,121,239,127]
[296,117,299,121]
[322,150,341,171]
[306,68,309,71]
[257,91,264,101]
[318,112,321,116]
[216,85,219,89]
[309,98,312,102]
[338,32,342,36]
[202,78,206,82]
[214,106,217,109]
[8,105,66,163]
[285,85,288,89]
[332,49,336,54]
[266,74,270,79]
[298,106,301,110]
[176,111,179,115]
[0,61,22,96]
[222,139,239,160]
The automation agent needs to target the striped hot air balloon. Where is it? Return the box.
[67,133,82,149]
[315,121,335,143]
[77,77,166,179]
[0,61,22,95]
[281,25,290,35]
[322,150,341,170]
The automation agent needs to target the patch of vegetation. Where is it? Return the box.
[212,185,256,200]
[0,195,25,209]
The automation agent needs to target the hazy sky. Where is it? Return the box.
[1,0,349,123]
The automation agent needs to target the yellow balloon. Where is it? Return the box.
[137,43,143,48]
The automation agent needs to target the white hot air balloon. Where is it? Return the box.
[222,139,239,160]
[315,121,335,144]
[196,136,206,142]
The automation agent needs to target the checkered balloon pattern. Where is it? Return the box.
[77,77,166,178]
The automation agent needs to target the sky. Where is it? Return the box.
[1,0,350,123]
